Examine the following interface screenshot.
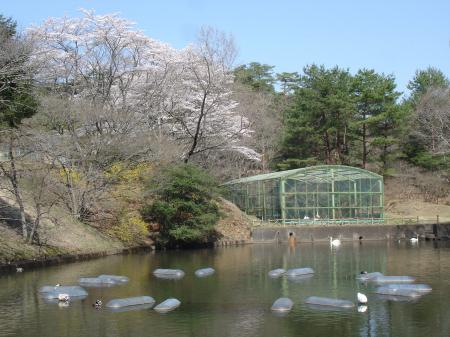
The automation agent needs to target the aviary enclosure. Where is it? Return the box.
[224,165,384,224]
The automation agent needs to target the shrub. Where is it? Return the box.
[140,164,220,248]
[108,213,149,244]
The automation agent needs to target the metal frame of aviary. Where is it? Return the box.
[223,165,384,225]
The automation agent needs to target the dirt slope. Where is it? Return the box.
[215,197,252,241]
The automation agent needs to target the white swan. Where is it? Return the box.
[410,234,419,243]
[58,293,70,302]
[357,292,368,304]
[329,237,341,247]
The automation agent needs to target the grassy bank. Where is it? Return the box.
[0,193,252,267]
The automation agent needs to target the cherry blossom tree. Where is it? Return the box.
[28,11,259,168]
[165,27,255,162]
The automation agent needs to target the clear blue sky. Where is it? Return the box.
[2,0,449,94]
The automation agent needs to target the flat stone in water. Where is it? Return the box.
[98,275,129,283]
[154,298,181,313]
[153,269,185,279]
[375,286,422,298]
[373,275,416,283]
[356,272,384,281]
[305,296,355,309]
[79,277,117,286]
[383,283,432,293]
[285,268,314,277]
[271,297,293,312]
[38,286,88,297]
[106,296,155,309]
[195,268,215,278]
[268,268,286,278]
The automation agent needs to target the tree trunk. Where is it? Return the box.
[185,90,208,163]
[7,133,28,240]
[28,203,40,244]
[324,131,332,164]
[362,122,367,169]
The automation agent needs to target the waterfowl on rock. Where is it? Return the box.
[58,293,70,302]
[93,299,102,308]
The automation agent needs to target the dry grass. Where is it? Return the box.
[385,161,450,222]
[215,197,252,240]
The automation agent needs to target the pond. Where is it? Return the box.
[1,241,450,337]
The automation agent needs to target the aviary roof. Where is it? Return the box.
[223,165,382,185]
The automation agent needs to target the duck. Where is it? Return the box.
[57,293,70,302]
[410,234,419,243]
[16,268,23,273]
[93,299,102,308]
[329,237,341,247]
[357,292,368,304]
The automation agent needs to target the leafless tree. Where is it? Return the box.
[0,130,28,239]
[233,83,281,173]
[29,94,184,221]
[0,129,57,243]
[415,87,450,154]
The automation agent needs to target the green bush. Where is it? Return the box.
[410,152,449,172]
[140,164,220,248]
[403,135,450,172]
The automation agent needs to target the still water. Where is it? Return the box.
[1,241,450,337]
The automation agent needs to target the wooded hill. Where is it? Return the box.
[0,11,448,255]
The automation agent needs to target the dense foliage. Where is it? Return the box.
[141,164,221,248]
[233,61,449,174]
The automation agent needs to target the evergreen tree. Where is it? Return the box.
[141,164,220,248]
[352,69,401,169]
[279,65,354,169]
[0,14,16,36]
[234,62,275,92]
[276,72,301,95]
[407,67,449,104]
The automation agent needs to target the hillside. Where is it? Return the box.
[0,193,127,265]
[0,193,252,266]
[384,163,450,222]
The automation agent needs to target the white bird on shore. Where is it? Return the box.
[357,292,368,304]
[410,234,419,243]
[329,237,341,247]
[58,293,70,302]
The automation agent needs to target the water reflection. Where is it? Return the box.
[0,242,450,337]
